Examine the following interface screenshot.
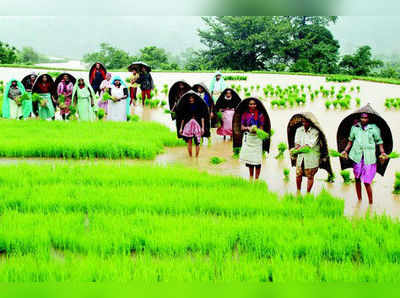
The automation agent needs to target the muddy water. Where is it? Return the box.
[1,68,400,218]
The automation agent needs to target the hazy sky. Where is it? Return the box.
[0,16,399,59]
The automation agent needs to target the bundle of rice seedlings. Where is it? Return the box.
[329,149,342,158]
[31,93,41,102]
[144,99,151,106]
[256,129,270,141]
[233,147,241,158]
[210,156,225,165]
[97,108,105,120]
[275,142,287,159]
[102,92,112,101]
[131,115,140,122]
[161,100,167,107]
[326,173,336,183]
[291,146,313,155]
[164,109,172,114]
[355,98,361,106]
[283,168,290,181]
[393,175,400,195]
[340,170,352,184]
[69,105,77,116]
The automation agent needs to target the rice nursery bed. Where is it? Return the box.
[0,163,400,282]
[0,120,183,159]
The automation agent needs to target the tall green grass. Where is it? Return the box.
[0,163,399,281]
[0,120,183,159]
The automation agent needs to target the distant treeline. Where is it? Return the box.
[2,16,400,80]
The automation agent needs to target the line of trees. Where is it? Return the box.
[0,42,56,65]
[82,43,179,70]
[2,16,400,79]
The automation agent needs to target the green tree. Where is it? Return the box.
[83,43,136,69]
[0,41,19,64]
[197,16,339,72]
[138,46,168,69]
[18,47,41,65]
[285,24,340,74]
[339,46,384,76]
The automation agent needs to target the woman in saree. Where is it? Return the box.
[136,66,154,105]
[108,76,129,122]
[177,93,207,158]
[215,89,241,139]
[72,78,96,121]
[57,74,74,120]
[239,99,265,180]
[210,71,226,102]
[128,69,140,106]
[98,72,112,114]
[21,73,36,118]
[35,74,56,120]
[341,113,386,204]
[2,79,26,119]
[90,62,106,95]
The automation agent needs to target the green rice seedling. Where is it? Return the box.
[314,90,320,97]
[0,80,3,85]
[270,100,279,108]
[350,86,355,92]
[388,152,400,159]
[256,85,260,91]
[330,90,335,97]
[69,105,77,116]
[275,142,287,159]
[231,84,235,89]
[283,168,290,181]
[0,121,183,159]
[324,101,332,109]
[385,99,392,109]
[255,128,269,140]
[210,156,225,165]
[278,99,287,108]
[336,93,343,100]
[326,75,353,83]
[307,85,312,92]
[161,100,167,107]
[102,92,112,102]
[393,179,400,195]
[164,109,172,114]
[125,77,130,84]
[329,149,342,158]
[244,87,248,93]
[291,146,313,155]
[310,93,315,101]
[245,92,251,97]
[356,86,361,93]
[326,173,336,183]
[0,85,3,94]
[233,147,241,158]
[355,98,361,106]
[130,115,140,122]
[144,99,151,106]
[47,72,61,78]
[300,84,304,91]
[250,86,255,91]
[31,93,41,102]
[332,100,339,109]
[97,108,105,120]
[340,170,352,184]
[163,84,168,89]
